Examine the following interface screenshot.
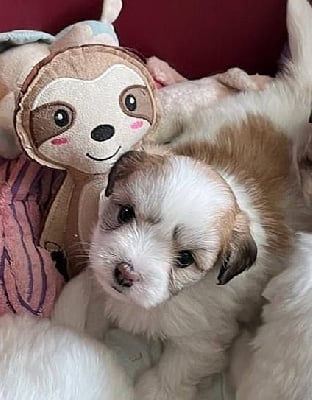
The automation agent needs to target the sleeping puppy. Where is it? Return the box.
[89,2,312,399]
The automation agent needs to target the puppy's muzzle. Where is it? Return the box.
[114,262,140,288]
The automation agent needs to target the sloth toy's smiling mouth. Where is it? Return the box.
[86,146,121,162]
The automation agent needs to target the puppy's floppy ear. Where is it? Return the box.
[105,150,148,197]
[217,212,257,285]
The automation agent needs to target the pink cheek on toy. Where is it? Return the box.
[51,137,68,146]
[130,120,144,130]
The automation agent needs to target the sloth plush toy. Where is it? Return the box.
[15,44,158,278]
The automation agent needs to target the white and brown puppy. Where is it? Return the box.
[90,123,306,400]
[89,1,312,399]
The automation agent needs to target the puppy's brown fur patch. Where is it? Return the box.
[105,150,165,197]
[174,115,293,254]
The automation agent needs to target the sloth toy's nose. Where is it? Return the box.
[91,124,115,142]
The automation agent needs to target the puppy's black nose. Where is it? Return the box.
[91,124,115,142]
[114,262,140,288]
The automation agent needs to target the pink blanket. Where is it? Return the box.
[0,155,64,317]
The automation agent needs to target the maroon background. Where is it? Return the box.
[0,0,287,79]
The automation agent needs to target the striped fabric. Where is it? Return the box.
[0,155,64,317]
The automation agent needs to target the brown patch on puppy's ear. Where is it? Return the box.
[217,212,257,285]
[105,150,159,197]
[105,149,166,197]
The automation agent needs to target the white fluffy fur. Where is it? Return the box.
[234,233,312,400]
[0,315,133,400]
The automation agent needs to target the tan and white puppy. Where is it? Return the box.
[90,125,306,400]
[88,1,312,399]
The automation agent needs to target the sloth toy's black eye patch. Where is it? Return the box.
[309,109,312,123]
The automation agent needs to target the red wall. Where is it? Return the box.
[0,0,287,79]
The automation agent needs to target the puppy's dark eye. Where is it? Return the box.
[54,109,70,128]
[176,251,194,268]
[125,94,137,112]
[118,205,135,224]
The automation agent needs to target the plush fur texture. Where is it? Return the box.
[87,1,312,399]
[233,233,312,400]
[0,314,133,400]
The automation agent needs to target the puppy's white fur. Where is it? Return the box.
[234,233,312,400]
[0,315,133,400]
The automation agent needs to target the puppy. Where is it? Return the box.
[234,233,312,400]
[0,315,133,400]
[88,1,312,398]
[89,127,306,400]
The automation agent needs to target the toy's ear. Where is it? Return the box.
[101,0,123,24]
[217,211,257,285]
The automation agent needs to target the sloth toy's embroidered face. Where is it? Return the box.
[15,45,157,174]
